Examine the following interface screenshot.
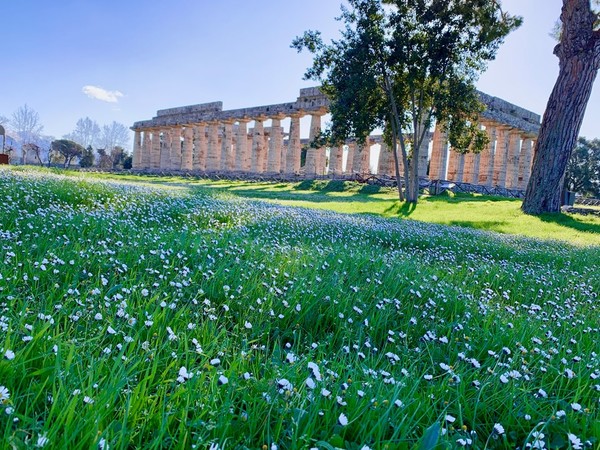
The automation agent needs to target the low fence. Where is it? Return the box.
[576,197,600,207]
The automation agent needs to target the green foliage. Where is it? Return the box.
[293,0,521,202]
[565,137,600,197]
[79,145,95,168]
[122,155,132,170]
[50,139,84,168]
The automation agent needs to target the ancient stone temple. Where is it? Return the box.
[131,87,540,190]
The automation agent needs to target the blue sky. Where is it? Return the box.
[2,0,598,145]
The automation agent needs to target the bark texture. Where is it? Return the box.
[522,0,600,214]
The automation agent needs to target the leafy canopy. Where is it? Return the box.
[293,0,521,152]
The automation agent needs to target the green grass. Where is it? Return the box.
[82,172,600,246]
[0,167,598,449]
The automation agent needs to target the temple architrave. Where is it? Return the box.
[131,87,541,190]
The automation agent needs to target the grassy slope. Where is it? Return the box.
[0,168,599,449]
[87,173,600,246]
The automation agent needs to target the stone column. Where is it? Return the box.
[429,124,448,180]
[169,127,182,170]
[132,130,142,169]
[141,131,152,169]
[304,114,322,177]
[446,149,459,181]
[505,130,522,189]
[492,126,511,187]
[251,117,267,173]
[267,117,284,173]
[377,143,391,176]
[285,114,302,175]
[279,127,288,174]
[455,153,465,182]
[151,130,162,169]
[328,144,344,176]
[360,138,372,174]
[480,122,496,186]
[235,120,250,172]
[418,135,430,178]
[345,142,356,174]
[518,137,535,190]
[206,121,220,171]
[160,129,171,169]
[181,126,193,171]
[462,152,475,184]
[221,120,234,171]
[193,124,207,171]
[351,138,371,174]
[471,153,481,185]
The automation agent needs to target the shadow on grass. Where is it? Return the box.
[238,190,390,204]
[538,212,600,235]
[293,179,350,192]
[383,201,417,217]
[424,192,522,204]
[449,220,510,232]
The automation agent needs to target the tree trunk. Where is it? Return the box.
[522,0,600,214]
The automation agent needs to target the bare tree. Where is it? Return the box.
[64,117,101,149]
[11,104,44,164]
[0,115,9,127]
[99,121,130,154]
[98,121,130,168]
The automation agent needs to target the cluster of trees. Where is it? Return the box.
[565,137,600,197]
[295,0,599,213]
[1,106,131,169]
[63,117,131,169]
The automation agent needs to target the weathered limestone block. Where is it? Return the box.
[429,124,448,180]
[221,121,234,171]
[480,123,496,186]
[193,124,207,171]
[304,114,322,177]
[251,118,266,173]
[151,130,161,169]
[182,127,193,171]
[505,130,521,189]
[206,122,220,171]
[169,127,182,170]
[160,129,171,169]
[446,149,459,181]
[350,139,371,174]
[418,137,430,178]
[285,114,302,175]
[377,143,391,176]
[141,131,151,169]
[492,127,511,187]
[132,130,142,169]
[518,137,534,190]
[471,152,481,185]
[345,142,356,174]
[462,152,475,183]
[267,118,284,173]
[326,145,342,176]
[235,120,249,172]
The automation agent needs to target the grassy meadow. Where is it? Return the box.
[85,174,600,247]
[0,167,599,449]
